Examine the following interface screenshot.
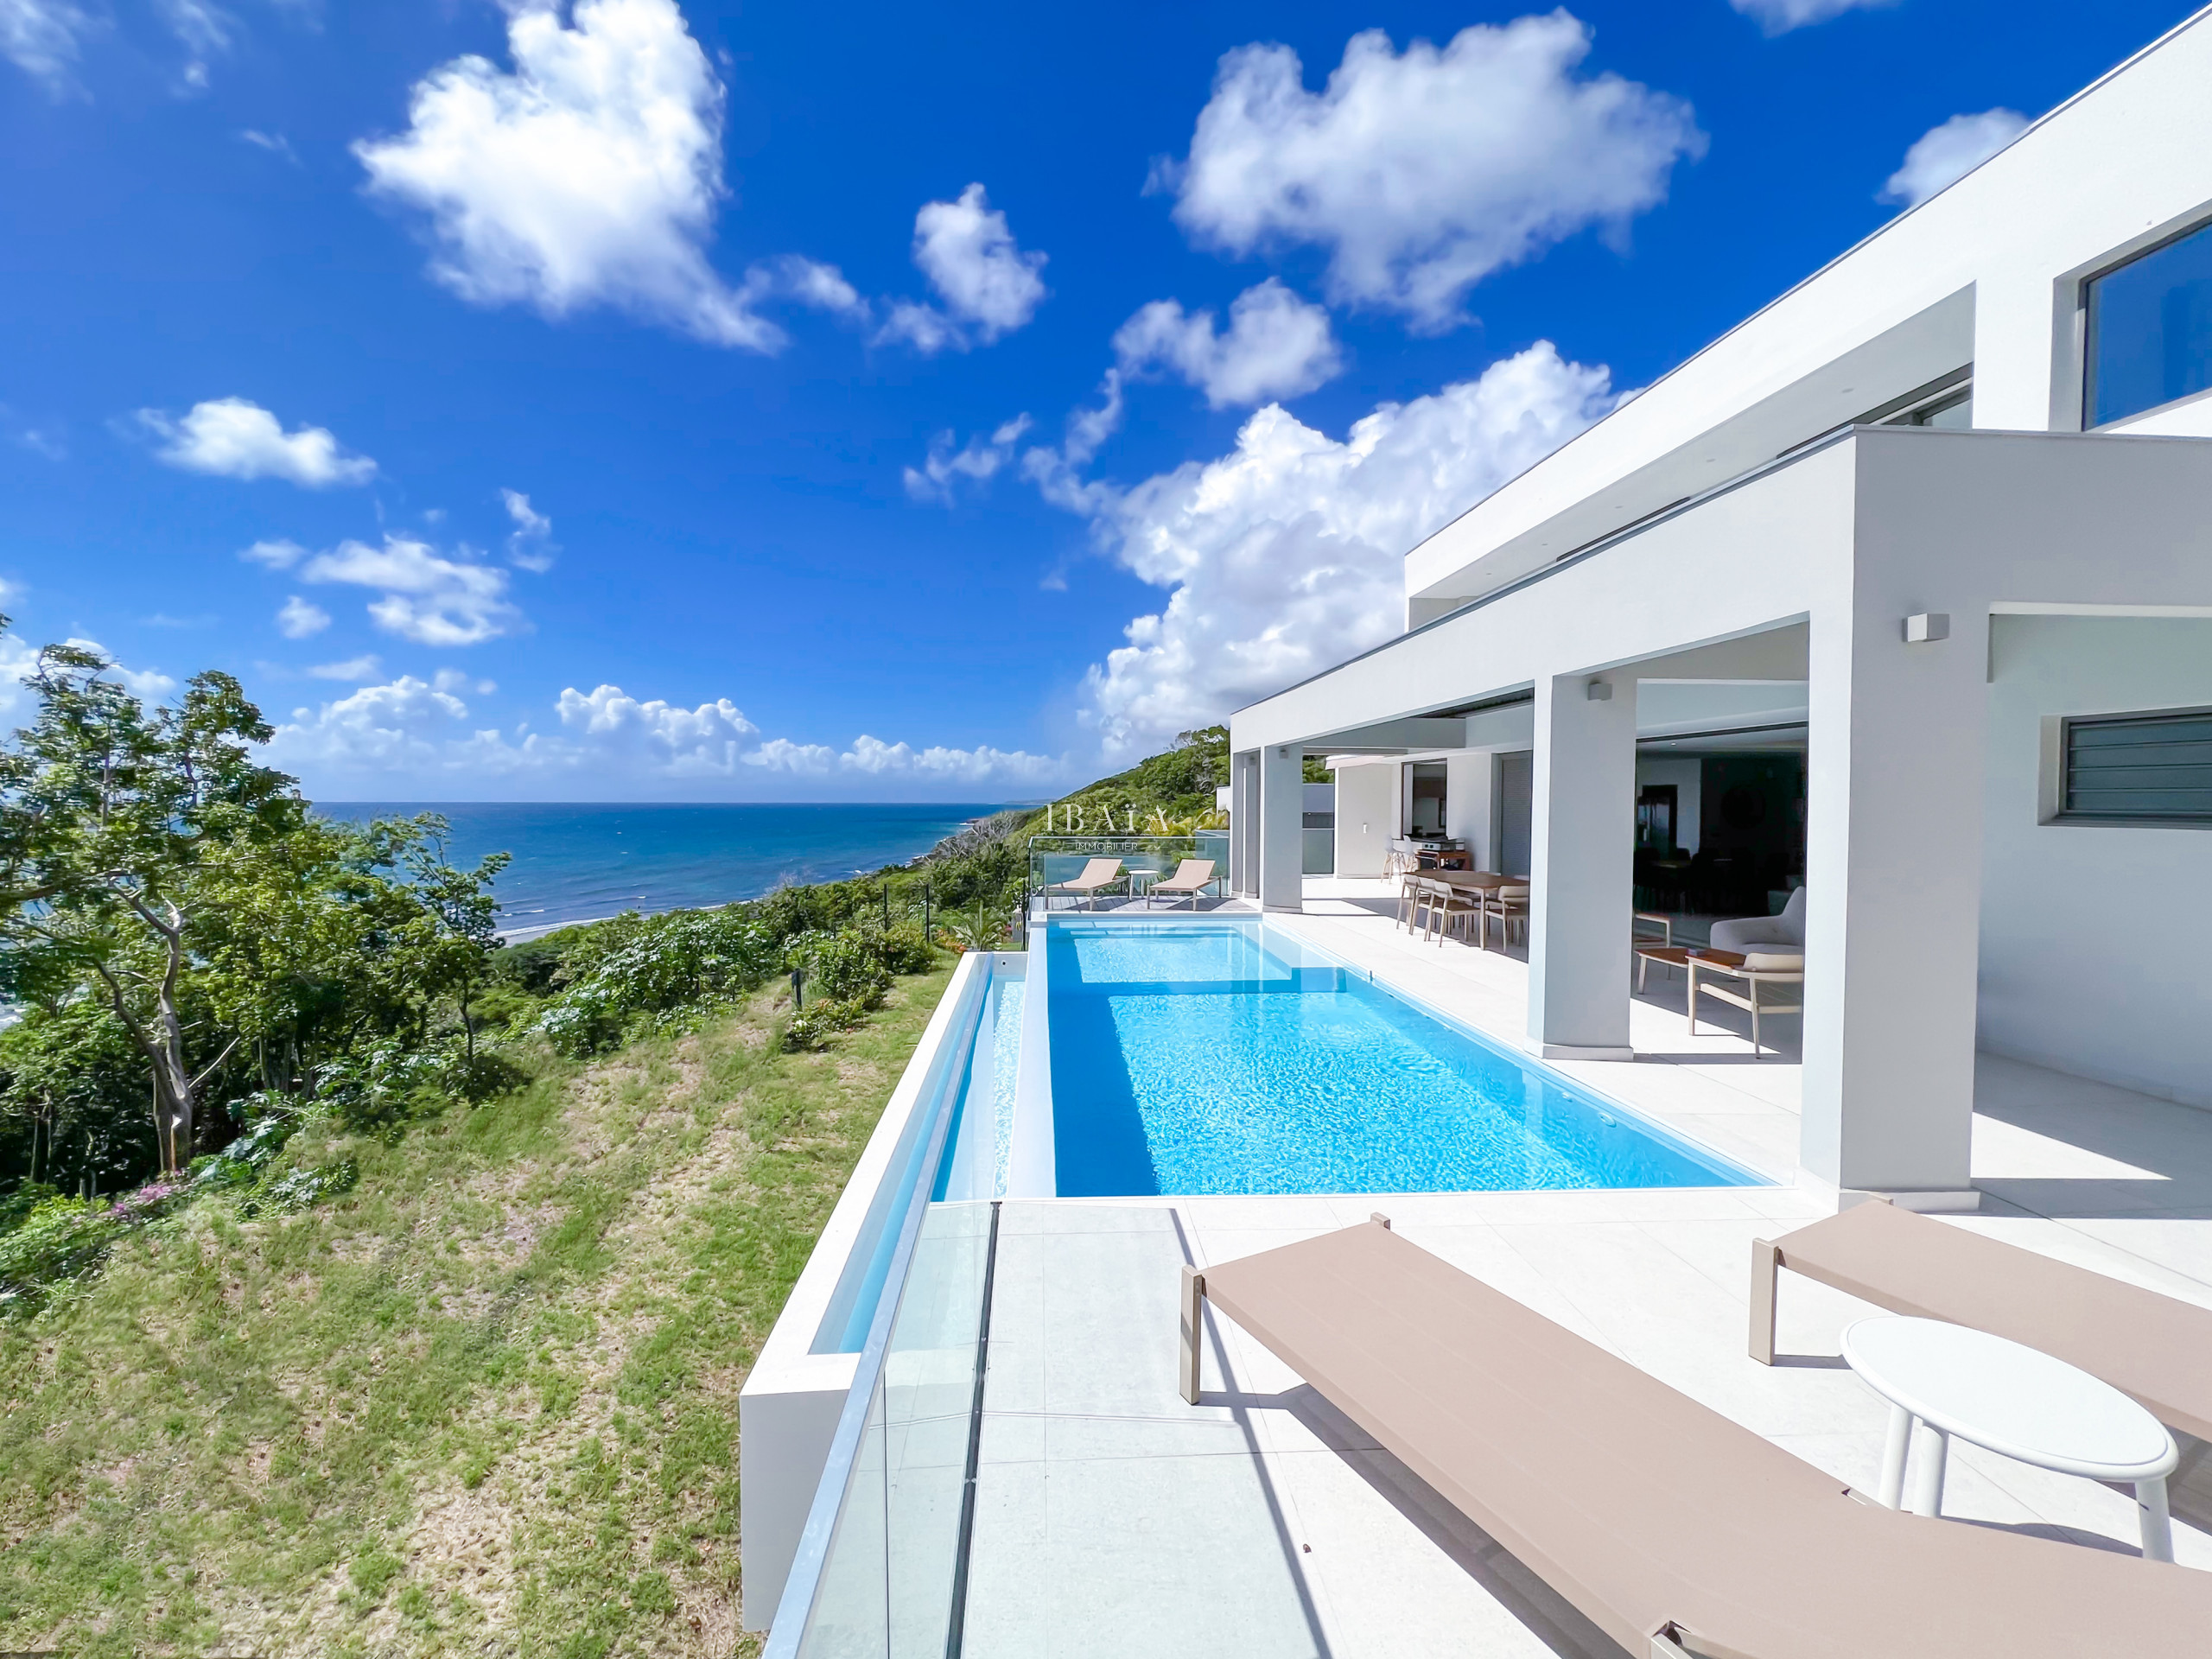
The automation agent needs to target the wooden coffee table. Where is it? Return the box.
[1633,944,1803,1053]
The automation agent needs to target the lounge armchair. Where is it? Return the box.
[1182,1220,2212,1657]
[1045,856,1124,911]
[1147,857,1217,909]
[1751,1199,2212,1441]
[1709,884,1806,953]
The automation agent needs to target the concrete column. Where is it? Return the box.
[1800,596,1985,1201]
[1333,762,1395,878]
[1527,671,1637,1060]
[1259,745,1305,912]
[1230,750,1260,898]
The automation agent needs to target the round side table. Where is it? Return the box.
[1841,1315,2180,1561]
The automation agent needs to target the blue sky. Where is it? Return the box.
[0,0,2197,800]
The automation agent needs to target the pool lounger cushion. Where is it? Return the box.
[1183,1219,2212,1659]
[1750,1198,2212,1442]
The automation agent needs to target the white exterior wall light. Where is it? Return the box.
[1904,613,1951,644]
[1586,678,1615,701]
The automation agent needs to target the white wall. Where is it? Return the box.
[1634,757,1702,855]
[1333,762,1396,876]
[1445,753,1494,866]
[1980,614,2212,1107]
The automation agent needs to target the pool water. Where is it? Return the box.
[1045,918,1758,1197]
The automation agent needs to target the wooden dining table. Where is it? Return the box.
[1422,869,1517,892]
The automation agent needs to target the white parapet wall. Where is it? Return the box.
[738,948,995,1631]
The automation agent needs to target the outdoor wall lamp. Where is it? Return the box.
[1904,612,1950,643]
[1586,678,1614,701]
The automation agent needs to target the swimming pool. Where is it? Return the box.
[1043,917,1759,1197]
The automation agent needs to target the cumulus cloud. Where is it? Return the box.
[1880,109,2029,207]
[1729,0,1895,35]
[268,674,479,773]
[276,595,330,639]
[501,487,558,571]
[1114,279,1343,410]
[308,653,382,681]
[300,535,522,646]
[353,0,860,351]
[270,672,1065,789]
[0,0,99,92]
[1154,16,1703,332]
[877,183,1047,353]
[554,683,760,776]
[140,397,377,487]
[1047,342,1618,754]
[903,414,1033,504]
[240,537,307,569]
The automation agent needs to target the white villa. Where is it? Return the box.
[743,13,2212,1657]
[1230,10,2212,1207]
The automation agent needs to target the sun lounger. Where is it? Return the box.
[1147,857,1217,909]
[1750,1198,2212,1440]
[1182,1219,2212,1658]
[1045,856,1124,911]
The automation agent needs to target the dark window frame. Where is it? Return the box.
[2053,705,2212,829]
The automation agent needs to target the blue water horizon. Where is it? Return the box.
[312,801,1027,938]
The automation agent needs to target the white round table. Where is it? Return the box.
[1841,1316,2179,1561]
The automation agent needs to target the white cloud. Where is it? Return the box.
[240,537,307,569]
[140,397,377,487]
[1021,372,1126,515]
[1049,341,1618,755]
[353,0,856,352]
[1114,279,1343,410]
[1880,109,2029,207]
[268,674,478,772]
[0,0,99,92]
[264,669,1065,790]
[276,595,330,639]
[501,487,558,571]
[743,736,836,774]
[308,653,382,681]
[160,0,233,86]
[1728,0,1895,35]
[240,128,299,163]
[554,682,760,776]
[1156,16,1703,332]
[903,415,1033,504]
[877,183,1046,353]
[836,734,1064,785]
[300,535,521,646]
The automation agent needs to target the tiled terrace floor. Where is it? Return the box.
[963,881,2212,1656]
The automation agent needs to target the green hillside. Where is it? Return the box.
[0,964,954,1658]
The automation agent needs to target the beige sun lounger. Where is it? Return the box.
[1147,857,1217,908]
[1045,856,1124,911]
[1751,1198,2212,1440]
[1183,1220,2212,1658]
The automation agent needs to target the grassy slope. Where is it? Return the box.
[0,961,957,1659]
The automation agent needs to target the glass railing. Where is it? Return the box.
[772,1200,999,1658]
[1025,833,1230,916]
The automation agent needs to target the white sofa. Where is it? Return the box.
[1708,885,1806,954]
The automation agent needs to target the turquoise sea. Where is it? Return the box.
[311,802,1018,938]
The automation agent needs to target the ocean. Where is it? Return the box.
[311,802,1019,938]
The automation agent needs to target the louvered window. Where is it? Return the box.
[2062,709,2212,824]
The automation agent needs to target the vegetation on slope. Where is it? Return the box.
[0,623,1230,1656]
[0,963,953,1658]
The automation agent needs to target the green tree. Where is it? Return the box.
[1,643,299,1172]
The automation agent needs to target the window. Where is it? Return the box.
[2058,709,2212,825]
[2084,218,2212,427]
